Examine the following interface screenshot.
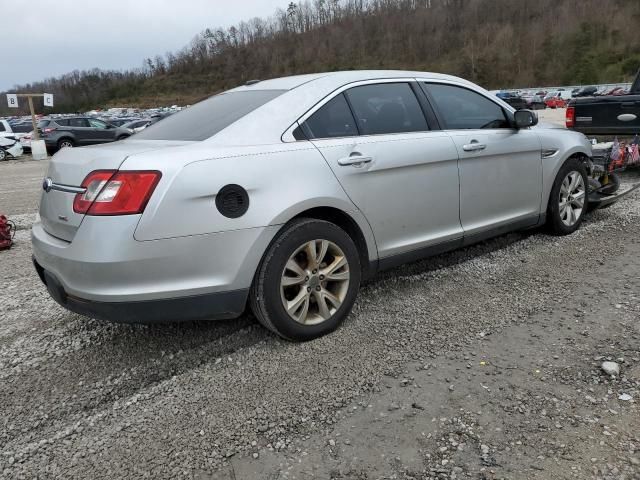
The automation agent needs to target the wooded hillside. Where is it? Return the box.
[3,0,640,114]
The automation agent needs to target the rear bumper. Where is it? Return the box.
[31,215,281,323]
[33,257,249,323]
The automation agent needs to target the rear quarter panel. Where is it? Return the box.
[125,142,378,261]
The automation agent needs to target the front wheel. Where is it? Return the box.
[547,158,588,235]
[0,149,6,161]
[250,218,361,341]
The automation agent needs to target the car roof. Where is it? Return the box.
[230,70,474,92]
[211,69,506,146]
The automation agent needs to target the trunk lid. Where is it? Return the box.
[39,140,190,241]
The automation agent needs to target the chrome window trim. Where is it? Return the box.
[282,77,427,143]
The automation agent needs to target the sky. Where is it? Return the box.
[0,0,287,92]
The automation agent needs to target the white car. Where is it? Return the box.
[33,70,596,341]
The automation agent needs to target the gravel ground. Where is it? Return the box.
[1,158,639,480]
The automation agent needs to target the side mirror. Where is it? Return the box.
[514,109,538,129]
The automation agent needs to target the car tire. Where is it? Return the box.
[57,138,74,149]
[250,218,361,341]
[547,157,588,236]
[0,149,6,161]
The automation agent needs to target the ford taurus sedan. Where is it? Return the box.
[33,70,593,341]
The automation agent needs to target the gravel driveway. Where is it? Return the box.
[1,159,639,480]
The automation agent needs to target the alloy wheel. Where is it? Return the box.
[280,239,350,325]
[559,171,585,226]
[60,141,73,148]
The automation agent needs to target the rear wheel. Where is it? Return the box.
[547,158,588,235]
[0,149,6,161]
[250,218,361,341]
[57,138,74,149]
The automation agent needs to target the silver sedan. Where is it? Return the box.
[32,70,593,340]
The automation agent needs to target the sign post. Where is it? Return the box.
[5,93,53,160]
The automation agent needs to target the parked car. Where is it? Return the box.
[0,119,16,141]
[524,95,546,110]
[33,70,596,341]
[122,118,152,133]
[495,92,527,110]
[567,69,640,135]
[0,136,23,160]
[37,116,133,151]
[544,95,568,109]
[101,117,140,127]
[574,86,598,97]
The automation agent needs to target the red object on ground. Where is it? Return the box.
[0,215,15,251]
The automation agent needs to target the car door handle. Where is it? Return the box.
[621,102,636,108]
[462,142,486,152]
[338,154,373,166]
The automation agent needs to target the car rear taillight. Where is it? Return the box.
[565,106,575,128]
[42,127,56,134]
[73,170,161,215]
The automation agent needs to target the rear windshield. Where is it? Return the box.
[37,120,50,128]
[134,90,285,141]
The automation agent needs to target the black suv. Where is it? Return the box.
[39,117,132,151]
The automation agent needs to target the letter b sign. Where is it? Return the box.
[6,94,18,108]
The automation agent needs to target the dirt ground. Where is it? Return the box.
[0,157,639,480]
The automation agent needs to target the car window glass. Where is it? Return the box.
[88,119,107,129]
[301,93,358,139]
[426,83,510,130]
[135,90,285,141]
[56,119,70,126]
[345,83,428,135]
[68,118,89,127]
[0,123,5,132]
[37,120,50,129]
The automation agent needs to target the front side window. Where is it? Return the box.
[345,83,429,135]
[0,122,5,132]
[301,93,358,139]
[88,119,108,129]
[426,83,510,130]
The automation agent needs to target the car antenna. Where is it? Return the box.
[245,79,261,86]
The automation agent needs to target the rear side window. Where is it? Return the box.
[135,90,285,141]
[301,93,358,139]
[37,120,51,129]
[72,118,90,127]
[345,83,429,135]
[426,83,510,130]
[0,123,5,132]
[55,119,69,127]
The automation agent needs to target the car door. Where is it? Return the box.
[422,82,542,239]
[87,118,117,143]
[65,118,94,145]
[299,80,462,261]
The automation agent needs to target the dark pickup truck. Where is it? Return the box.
[567,69,640,136]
